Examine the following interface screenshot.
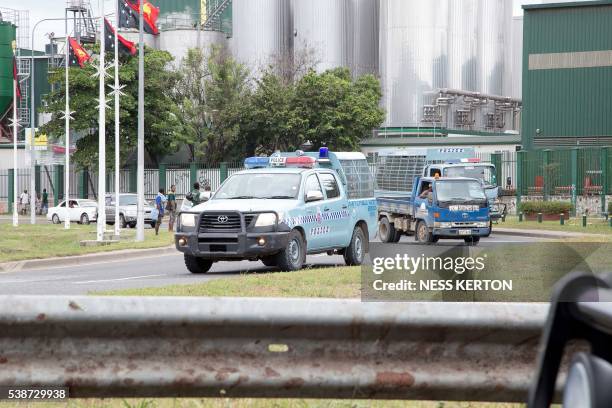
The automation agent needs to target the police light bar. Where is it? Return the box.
[285,156,316,168]
[244,157,270,168]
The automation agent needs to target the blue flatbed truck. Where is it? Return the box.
[377,176,491,245]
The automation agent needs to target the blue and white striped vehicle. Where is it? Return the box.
[175,148,377,273]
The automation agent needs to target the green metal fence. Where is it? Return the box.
[1,154,609,214]
[0,161,244,213]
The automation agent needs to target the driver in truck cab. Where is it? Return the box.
[175,148,378,274]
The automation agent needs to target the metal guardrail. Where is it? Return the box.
[0,297,549,401]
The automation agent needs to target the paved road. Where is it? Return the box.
[0,234,541,295]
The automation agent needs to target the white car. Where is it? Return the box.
[47,199,98,225]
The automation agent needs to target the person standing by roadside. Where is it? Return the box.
[154,188,166,236]
[19,190,29,215]
[41,189,49,215]
[166,185,177,232]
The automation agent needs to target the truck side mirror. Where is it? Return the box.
[305,190,324,203]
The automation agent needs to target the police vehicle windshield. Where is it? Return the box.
[214,173,301,200]
[444,165,496,187]
[436,180,487,203]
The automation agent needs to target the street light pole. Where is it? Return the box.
[64,9,71,230]
[12,41,18,228]
[113,0,121,237]
[135,1,145,242]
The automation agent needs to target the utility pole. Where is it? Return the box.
[136,0,145,242]
[96,0,106,241]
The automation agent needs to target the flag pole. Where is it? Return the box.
[136,0,145,242]
[114,0,121,237]
[97,0,107,242]
[12,42,18,228]
[64,12,71,230]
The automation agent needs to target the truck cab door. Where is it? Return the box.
[413,179,432,222]
[317,172,348,248]
[302,174,326,251]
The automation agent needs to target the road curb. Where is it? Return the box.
[494,228,606,239]
[0,246,177,273]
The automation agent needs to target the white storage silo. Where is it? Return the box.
[232,0,292,75]
[379,0,449,127]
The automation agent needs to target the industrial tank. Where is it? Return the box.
[232,0,291,75]
[159,29,227,64]
[447,0,478,91]
[348,0,378,76]
[292,0,350,72]
[0,21,16,117]
[477,0,511,96]
[379,0,449,127]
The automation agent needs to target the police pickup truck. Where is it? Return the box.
[175,149,377,273]
[377,176,490,245]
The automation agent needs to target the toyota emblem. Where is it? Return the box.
[217,215,229,223]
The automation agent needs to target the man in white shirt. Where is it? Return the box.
[19,190,29,215]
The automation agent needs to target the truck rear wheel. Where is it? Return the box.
[415,220,435,244]
[275,229,306,271]
[184,254,213,274]
[344,225,366,266]
[379,217,401,243]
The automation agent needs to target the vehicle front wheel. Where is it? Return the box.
[52,214,60,224]
[464,236,480,246]
[344,225,367,266]
[275,229,306,271]
[80,213,90,225]
[415,220,435,244]
[184,254,213,274]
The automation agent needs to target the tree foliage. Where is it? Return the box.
[43,43,385,166]
[241,66,385,156]
[42,46,182,168]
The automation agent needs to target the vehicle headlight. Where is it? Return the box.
[476,222,489,228]
[434,222,452,228]
[180,213,196,228]
[255,213,279,227]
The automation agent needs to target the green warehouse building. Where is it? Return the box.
[522,0,612,150]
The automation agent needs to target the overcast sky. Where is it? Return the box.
[0,0,588,51]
